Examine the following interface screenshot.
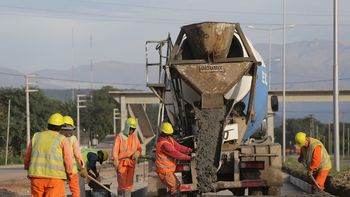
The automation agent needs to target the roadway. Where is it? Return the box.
[0,164,305,196]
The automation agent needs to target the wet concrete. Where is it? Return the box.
[194,108,225,193]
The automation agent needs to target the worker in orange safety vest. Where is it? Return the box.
[295,132,332,191]
[156,122,192,197]
[60,115,88,197]
[112,117,142,197]
[24,113,73,197]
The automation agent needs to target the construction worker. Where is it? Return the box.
[156,122,192,197]
[112,117,142,197]
[24,113,73,197]
[295,132,332,191]
[60,115,88,197]
[80,148,108,192]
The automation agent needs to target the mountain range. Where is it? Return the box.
[1,39,349,91]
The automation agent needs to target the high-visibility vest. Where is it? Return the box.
[81,148,97,169]
[115,133,138,161]
[28,130,67,179]
[301,138,332,171]
[155,137,176,173]
[68,136,79,174]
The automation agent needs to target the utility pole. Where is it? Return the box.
[25,75,38,147]
[348,128,350,157]
[342,115,345,158]
[76,95,87,145]
[72,27,75,101]
[282,0,286,163]
[113,108,120,135]
[316,124,319,140]
[309,114,314,137]
[90,33,93,91]
[328,120,331,154]
[333,0,340,172]
[5,99,11,165]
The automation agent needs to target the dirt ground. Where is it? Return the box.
[0,178,31,196]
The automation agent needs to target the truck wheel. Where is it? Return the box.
[157,188,167,197]
[229,188,245,196]
[267,186,281,196]
[248,187,264,195]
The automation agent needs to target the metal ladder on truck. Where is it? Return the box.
[145,35,179,136]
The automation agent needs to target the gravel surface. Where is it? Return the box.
[194,108,225,193]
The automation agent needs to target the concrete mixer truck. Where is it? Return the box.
[145,22,281,196]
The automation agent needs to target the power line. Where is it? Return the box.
[74,0,350,17]
[271,76,350,85]
[0,71,145,86]
[0,5,350,27]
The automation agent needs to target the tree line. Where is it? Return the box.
[0,86,118,159]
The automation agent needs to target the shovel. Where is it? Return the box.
[87,174,118,196]
[309,174,322,190]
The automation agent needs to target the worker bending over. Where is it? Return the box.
[112,117,142,197]
[60,115,88,197]
[295,132,332,191]
[156,122,192,197]
[24,113,73,197]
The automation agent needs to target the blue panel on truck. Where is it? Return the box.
[242,57,268,140]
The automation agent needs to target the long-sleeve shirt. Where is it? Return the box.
[24,133,73,176]
[86,152,99,177]
[299,141,322,171]
[112,132,141,167]
[309,145,321,171]
[69,136,84,167]
[159,137,191,160]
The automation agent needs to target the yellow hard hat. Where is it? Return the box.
[63,116,75,129]
[161,122,174,135]
[295,132,307,147]
[102,151,109,161]
[48,113,64,126]
[127,117,137,129]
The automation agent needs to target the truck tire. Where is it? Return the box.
[230,188,245,196]
[248,187,264,195]
[157,188,167,197]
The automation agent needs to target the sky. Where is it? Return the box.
[0,0,349,73]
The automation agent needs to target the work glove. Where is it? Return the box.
[298,157,303,163]
[131,152,140,160]
[307,170,313,177]
[96,176,102,182]
[113,160,119,171]
[67,173,73,182]
[79,167,88,178]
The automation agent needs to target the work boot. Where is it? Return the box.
[124,191,131,197]
[117,191,124,197]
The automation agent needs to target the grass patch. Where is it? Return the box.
[0,151,24,165]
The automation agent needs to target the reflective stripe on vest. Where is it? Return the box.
[155,138,176,173]
[117,133,138,160]
[68,136,79,174]
[28,131,67,179]
[303,138,332,171]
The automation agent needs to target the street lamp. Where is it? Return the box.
[25,75,38,147]
[247,24,294,90]
[333,0,340,172]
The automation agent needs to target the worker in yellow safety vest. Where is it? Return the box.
[295,132,332,191]
[60,115,88,197]
[24,113,73,197]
